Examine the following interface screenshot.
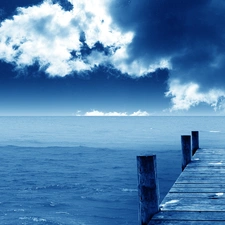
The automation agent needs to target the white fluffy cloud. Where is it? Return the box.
[130,110,150,116]
[76,110,150,116]
[0,0,134,76]
[166,79,225,111]
[0,0,168,77]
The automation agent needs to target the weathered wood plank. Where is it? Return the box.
[186,162,225,167]
[161,204,225,211]
[184,167,225,172]
[186,164,225,169]
[161,196,225,204]
[149,221,225,225]
[194,150,225,154]
[175,178,225,184]
[151,211,225,221]
[194,148,225,152]
[179,170,225,175]
[179,173,225,177]
[173,183,225,188]
[193,152,225,156]
[192,154,225,158]
[160,197,225,211]
[169,187,225,193]
[179,174,225,178]
[166,192,225,198]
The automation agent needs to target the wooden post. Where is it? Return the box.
[192,131,199,155]
[181,135,191,171]
[137,155,159,225]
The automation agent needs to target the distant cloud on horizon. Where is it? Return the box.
[75,110,150,117]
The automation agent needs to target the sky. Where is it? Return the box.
[0,0,225,116]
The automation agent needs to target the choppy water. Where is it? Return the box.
[0,116,225,224]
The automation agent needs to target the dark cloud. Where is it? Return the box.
[0,0,73,17]
[0,0,43,18]
[109,0,225,91]
[70,31,116,62]
[52,0,73,11]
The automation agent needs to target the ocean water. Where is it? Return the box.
[0,116,225,225]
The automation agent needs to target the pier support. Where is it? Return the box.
[137,155,160,225]
[181,135,191,171]
[192,131,199,155]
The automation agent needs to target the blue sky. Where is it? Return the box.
[0,0,225,116]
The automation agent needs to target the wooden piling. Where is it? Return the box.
[181,135,191,171]
[192,131,199,155]
[137,155,160,225]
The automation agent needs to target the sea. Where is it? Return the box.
[0,116,225,225]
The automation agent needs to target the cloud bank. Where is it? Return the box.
[76,110,150,117]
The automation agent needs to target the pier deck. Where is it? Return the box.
[149,148,225,224]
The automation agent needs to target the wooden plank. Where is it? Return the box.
[179,173,225,177]
[194,148,225,152]
[194,156,225,159]
[160,203,225,211]
[194,150,225,154]
[175,178,225,184]
[185,167,225,172]
[166,192,225,198]
[151,211,225,221]
[160,196,225,205]
[149,221,225,225]
[159,197,225,211]
[179,166,225,173]
[185,164,225,169]
[179,175,225,178]
[173,183,225,188]
[175,176,225,181]
[186,162,225,167]
[193,153,225,157]
[193,155,225,158]
[175,173,225,182]
[169,187,225,193]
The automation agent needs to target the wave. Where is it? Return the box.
[121,188,137,192]
[19,217,46,222]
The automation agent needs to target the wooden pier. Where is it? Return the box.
[137,131,225,225]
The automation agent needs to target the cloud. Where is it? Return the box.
[84,110,128,117]
[0,0,137,76]
[76,110,150,116]
[166,80,225,111]
[109,0,225,111]
[0,0,168,77]
[130,110,150,116]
